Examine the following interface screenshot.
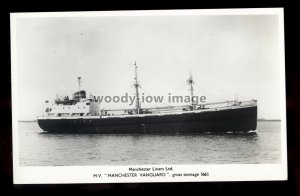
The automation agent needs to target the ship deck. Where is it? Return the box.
[38,101,257,120]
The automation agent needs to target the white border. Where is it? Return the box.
[11,8,282,17]
[11,8,287,184]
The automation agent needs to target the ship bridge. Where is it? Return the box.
[43,77,100,117]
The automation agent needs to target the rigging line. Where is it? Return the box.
[200,89,226,102]
[140,79,187,96]
[98,85,133,110]
[121,85,135,96]
[139,87,173,107]
[194,83,227,102]
[101,87,142,111]
[195,77,242,99]
[193,78,228,97]
[169,81,189,94]
[101,105,112,110]
[202,85,238,101]
[102,104,129,110]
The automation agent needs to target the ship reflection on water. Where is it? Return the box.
[19,121,280,166]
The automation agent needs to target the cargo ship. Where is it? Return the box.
[37,62,257,134]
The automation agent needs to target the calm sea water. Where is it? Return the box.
[18,121,281,166]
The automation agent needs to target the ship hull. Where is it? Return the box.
[37,105,257,134]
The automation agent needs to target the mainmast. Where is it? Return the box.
[187,70,195,109]
[133,61,141,114]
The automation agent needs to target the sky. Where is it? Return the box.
[14,12,284,120]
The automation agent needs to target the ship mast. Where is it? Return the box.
[77,77,81,101]
[187,70,195,109]
[133,61,141,114]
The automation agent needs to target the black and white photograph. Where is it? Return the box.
[11,8,287,183]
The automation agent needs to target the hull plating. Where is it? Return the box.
[38,106,257,134]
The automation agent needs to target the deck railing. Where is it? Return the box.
[100,100,257,116]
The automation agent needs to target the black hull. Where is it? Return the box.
[38,106,257,134]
